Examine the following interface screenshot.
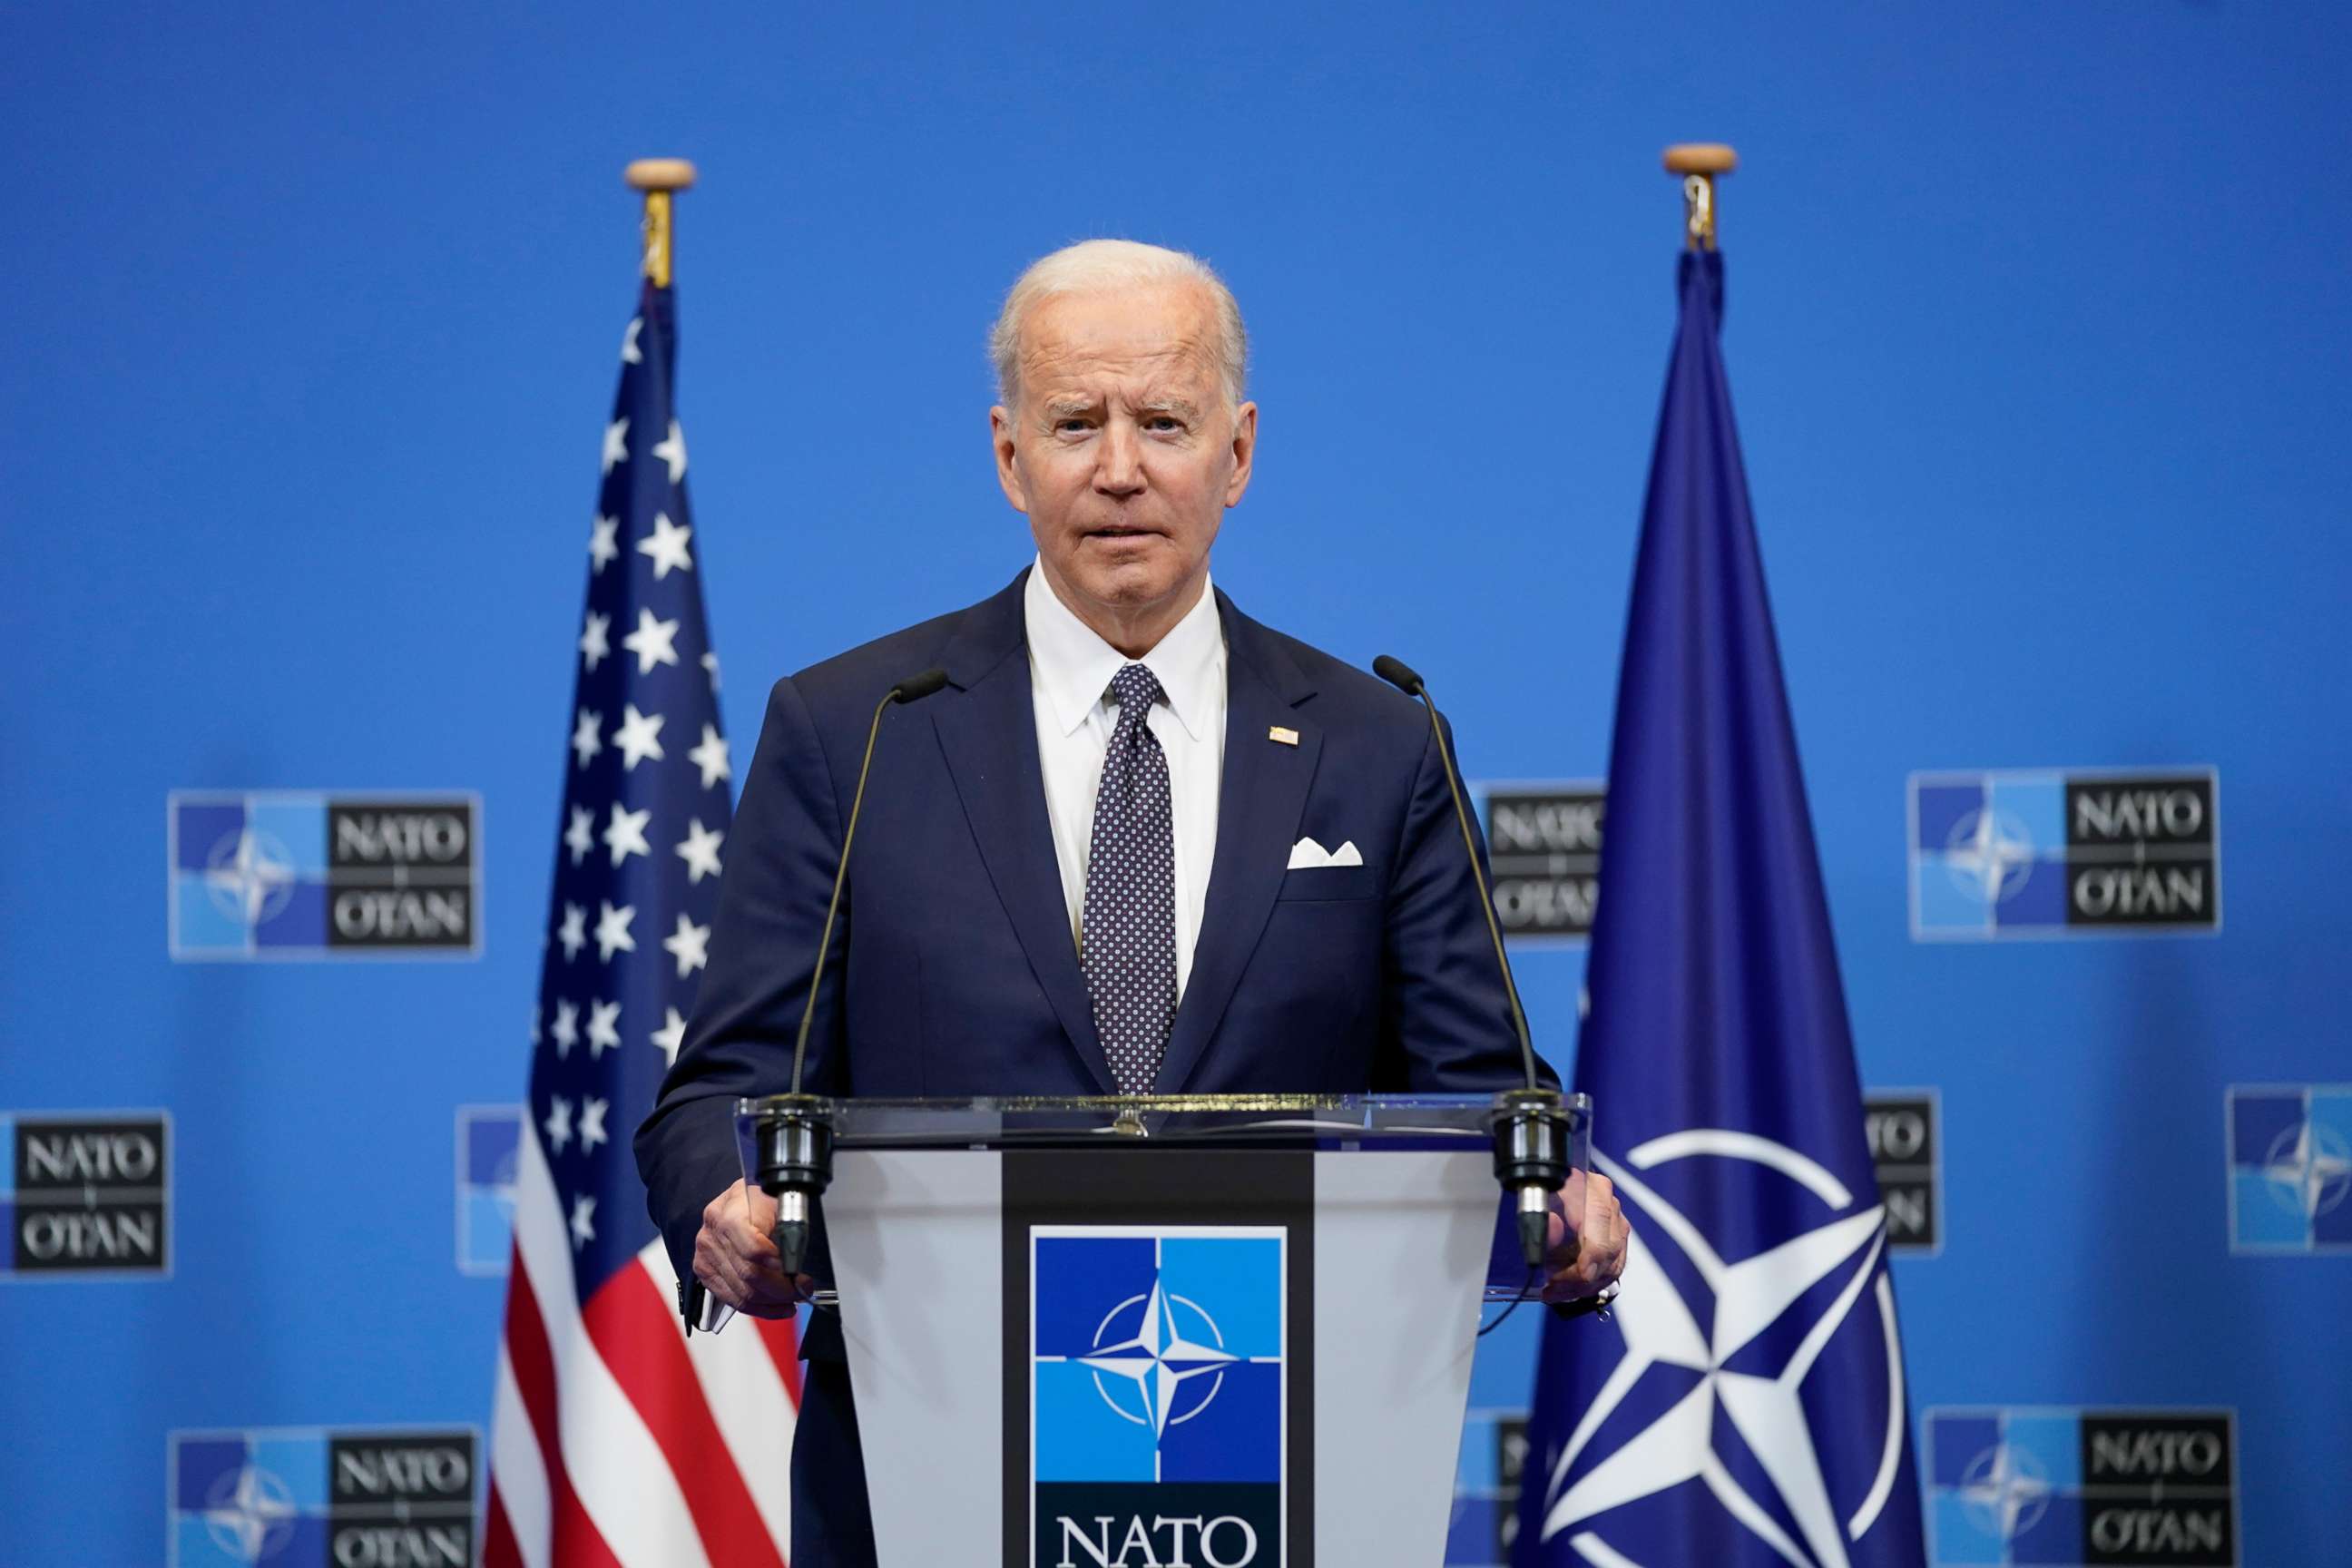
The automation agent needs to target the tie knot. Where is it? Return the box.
[1110,662,1166,716]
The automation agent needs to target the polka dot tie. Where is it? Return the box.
[1083,662,1177,1095]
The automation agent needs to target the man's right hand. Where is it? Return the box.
[693,1178,812,1318]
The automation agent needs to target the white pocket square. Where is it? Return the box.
[1286,837,1364,869]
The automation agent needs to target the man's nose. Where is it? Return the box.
[1093,421,1146,496]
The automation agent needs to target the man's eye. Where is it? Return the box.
[1146,416,1182,432]
[1057,418,1093,434]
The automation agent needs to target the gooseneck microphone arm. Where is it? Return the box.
[761,665,948,1286]
[787,665,949,1095]
[1373,653,1571,1271]
[1371,654,1538,1092]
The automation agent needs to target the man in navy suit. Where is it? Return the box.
[635,240,1628,1565]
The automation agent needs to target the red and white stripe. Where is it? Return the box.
[485,1124,801,1568]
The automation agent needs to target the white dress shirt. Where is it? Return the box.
[1024,559,1227,1001]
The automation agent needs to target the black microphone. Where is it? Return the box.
[1373,653,1572,1270]
[684,665,948,1332]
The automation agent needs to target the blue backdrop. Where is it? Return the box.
[4,3,2346,1563]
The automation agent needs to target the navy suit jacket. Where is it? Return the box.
[634,568,1550,1357]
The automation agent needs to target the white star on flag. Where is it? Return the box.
[652,420,687,484]
[622,607,681,674]
[571,709,603,769]
[550,999,580,1058]
[588,514,620,573]
[675,818,724,884]
[601,417,629,475]
[585,998,622,1057]
[701,651,720,691]
[663,912,710,979]
[569,1193,596,1249]
[564,807,594,867]
[556,902,587,961]
[611,704,666,770]
[603,804,651,867]
[652,1007,687,1068]
[620,317,642,364]
[593,900,637,961]
[544,1096,574,1155]
[688,724,731,789]
[579,1098,610,1153]
[637,512,694,579]
[579,611,611,672]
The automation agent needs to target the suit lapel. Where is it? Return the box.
[1155,596,1320,1093]
[931,573,1115,1092]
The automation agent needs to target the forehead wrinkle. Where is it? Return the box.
[1020,343,1223,418]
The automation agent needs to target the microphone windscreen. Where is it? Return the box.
[1371,654,1425,696]
[895,666,950,702]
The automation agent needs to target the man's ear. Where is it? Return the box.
[991,405,1029,514]
[1223,400,1259,507]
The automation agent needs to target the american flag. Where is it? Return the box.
[485,279,799,1568]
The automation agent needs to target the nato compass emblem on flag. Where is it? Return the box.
[2226,1084,2352,1253]
[1908,769,2219,940]
[167,792,482,958]
[168,1426,478,1567]
[1031,1228,1284,1568]
[1524,1132,1912,1567]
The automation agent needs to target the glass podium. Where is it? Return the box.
[727,1091,1593,1567]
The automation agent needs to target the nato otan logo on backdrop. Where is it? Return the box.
[168,792,482,958]
[1909,769,2220,939]
[455,1105,522,1276]
[1031,1228,1284,1568]
[1865,1089,1943,1255]
[2226,1083,2351,1253]
[169,1426,479,1568]
[1925,1407,2237,1567]
[1,1112,170,1277]
[1478,781,1604,942]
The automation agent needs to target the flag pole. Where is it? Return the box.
[624,157,698,287]
[1662,142,1737,250]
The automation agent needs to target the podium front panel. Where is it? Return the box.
[823,1140,1492,1567]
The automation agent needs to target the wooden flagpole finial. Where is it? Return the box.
[1662,144,1737,250]
[624,159,698,288]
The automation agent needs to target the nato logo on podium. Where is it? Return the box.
[1031,1228,1286,1567]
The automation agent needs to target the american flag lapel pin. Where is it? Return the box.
[1268,726,1299,747]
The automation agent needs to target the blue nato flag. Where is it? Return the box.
[1513,248,1927,1567]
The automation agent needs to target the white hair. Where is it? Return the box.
[989,239,1249,411]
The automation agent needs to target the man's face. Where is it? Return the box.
[993,281,1257,629]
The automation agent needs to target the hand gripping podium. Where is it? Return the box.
[736,1093,1591,1568]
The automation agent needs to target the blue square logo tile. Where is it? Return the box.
[172,801,246,873]
[2228,1084,2352,1253]
[1030,1225,1287,1549]
[1915,782,1984,852]
[173,1436,250,1510]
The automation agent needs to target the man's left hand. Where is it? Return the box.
[1542,1168,1630,1304]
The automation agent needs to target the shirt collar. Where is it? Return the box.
[1024,556,1224,741]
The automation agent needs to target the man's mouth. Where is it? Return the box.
[1084,525,1158,540]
